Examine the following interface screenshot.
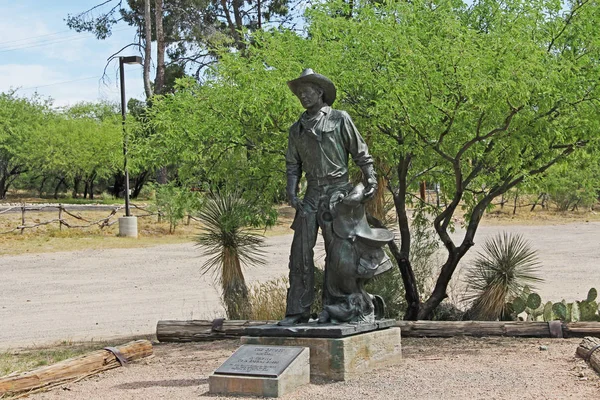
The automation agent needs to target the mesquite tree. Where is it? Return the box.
[141,0,600,319]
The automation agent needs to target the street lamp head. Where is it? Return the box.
[120,55,143,65]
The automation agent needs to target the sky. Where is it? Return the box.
[0,0,147,107]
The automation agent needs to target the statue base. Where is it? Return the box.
[241,322,401,382]
[245,319,395,338]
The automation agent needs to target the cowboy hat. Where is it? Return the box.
[287,68,337,106]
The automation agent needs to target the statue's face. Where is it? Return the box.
[296,83,323,110]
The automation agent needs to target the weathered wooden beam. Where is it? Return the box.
[157,319,277,342]
[156,319,600,342]
[397,321,600,338]
[576,336,600,374]
[0,340,153,397]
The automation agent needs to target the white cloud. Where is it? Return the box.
[0,16,88,62]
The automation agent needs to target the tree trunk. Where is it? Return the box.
[38,176,47,197]
[72,176,81,198]
[132,170,149,198]
[156,167,168,184]
[154,0,166,95]
[222,249,251,319]
[0,175,8,199]
[531,192,545,211]
[54,177,66,199]
[143,0,153,98]
[393,155,421,320]
[87,172,97,200]
[0,340,153,397]
[84,182,89,199]
[112,173,124,198]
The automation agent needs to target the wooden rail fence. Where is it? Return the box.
[0,204,157,235]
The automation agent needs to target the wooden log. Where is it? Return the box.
[396,321,556,337]
[156,319,600,342]
[563,322,600,338]
[397,321,600,338]
[157,319,277,342]
[576,336,600,374]
[0,340,153,396]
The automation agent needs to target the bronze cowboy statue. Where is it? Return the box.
[279,69,394,326]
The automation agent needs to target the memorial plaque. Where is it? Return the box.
[214,345,304,378]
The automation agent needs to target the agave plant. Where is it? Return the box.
[464,232,543,320]
[195,191,265,320]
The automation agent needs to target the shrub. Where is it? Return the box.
[153,183,202,233]
[248,277,288,320]
[464,232,543,320]
[196,191,265,320]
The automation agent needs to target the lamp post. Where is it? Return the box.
[118,55,142,238]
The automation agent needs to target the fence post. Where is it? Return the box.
[20,205,25,235]
[58,204,63,231]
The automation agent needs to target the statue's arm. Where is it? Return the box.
[285,132,302,208]
[340,112,378,200]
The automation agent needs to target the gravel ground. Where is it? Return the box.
[30,337,600,399]
[1,222,599,350]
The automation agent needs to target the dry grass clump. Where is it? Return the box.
[247,276,288,321]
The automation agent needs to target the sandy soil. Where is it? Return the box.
[30,337,600,399]
[1,222,600,350]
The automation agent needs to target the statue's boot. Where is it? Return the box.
[277,313,310,326]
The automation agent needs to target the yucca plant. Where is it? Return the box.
[195,191,265,320]
[464,232,543,320]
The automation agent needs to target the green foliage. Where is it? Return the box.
[0,92,50,198]
[464,233,542,320]
[195,190,266,319]
[152,183,203,233]
[0,95,125,199]
[365,267,406,320]
[541,152,600,211]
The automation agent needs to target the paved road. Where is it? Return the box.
[1,222,599,349]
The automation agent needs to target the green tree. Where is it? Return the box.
[0,93,49,199]
[27,102,123,199]
[142,0,600,319]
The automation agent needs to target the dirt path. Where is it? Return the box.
[31,337,600,399]
[1,222,599,350]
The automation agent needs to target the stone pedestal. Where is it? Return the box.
[209,346,310,398]
[242,327,401,382]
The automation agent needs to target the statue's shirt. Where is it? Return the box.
[286,106,373,186]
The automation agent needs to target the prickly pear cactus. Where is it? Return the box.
[527,293,542,310]
[543,301,554,322]
[587,288,597,302]
[552,302,567,321]
[571,301,580,322]
[579,300,599,321]
[512,297,526,314]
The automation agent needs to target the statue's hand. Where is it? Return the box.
[362,178,378,202]
[290,196,303,211]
